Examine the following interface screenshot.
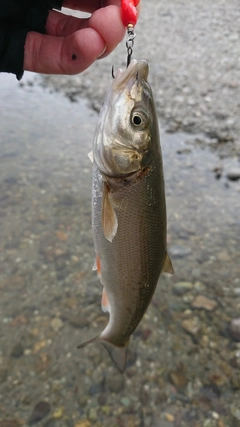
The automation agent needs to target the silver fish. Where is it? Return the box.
[78,59,173,372]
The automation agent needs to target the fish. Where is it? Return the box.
[78,59,174,372]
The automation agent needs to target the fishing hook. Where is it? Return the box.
[112,65,115,79]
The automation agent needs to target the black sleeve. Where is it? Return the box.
[0,0,63,80]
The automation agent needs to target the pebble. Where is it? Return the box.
[74,422,91,427]
[10,314,28,326]
[10,343,24,358]
[35,353,51,373]
[191,295,218,311]
[169,245,192,258]
[106,373,125,393]
[172,281,193,295]
[230,403,240,421]
[28,401,51,425]
[230,318,240,341]
[226,168,240,181]
[68,314,90,328]
[50,317,64,332]
[0,368,8,384]
[209,371,228,387]
[0,421,23,427]
[165,413,175,422]
[181,317,201,336]
[120,397,132,407]
[88,408,97,422]
[169,370,188,388]
[52,407,64,419]
[33,340,47,354]
[55,230,68,241]
[216,250,231,262]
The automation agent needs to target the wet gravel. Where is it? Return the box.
[1,0,240,425]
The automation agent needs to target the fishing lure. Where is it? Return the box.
[121,0,140,66]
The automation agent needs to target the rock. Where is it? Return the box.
[230,318,240,341]
[32,340,47,354]
[10,315,28,326]
[209,371,228,387]
[88,408,97,422]
[50,317,64,332]
[0,368,8,384]
[106,373,125,393]
[172,281,193,295]
[35,353,51,373]
[181,317,201,336]
[0,421,23,427]
[74,422,91,427]
[191,295,218,311]
[11,343,24,358]
[120,397,132,407]
[55,231,68,241]
[231,403,240,421]
[139,388,150,405]
[141,328,152,341]
[169,245,192,258]
[101,406,111,415]
[227,168,240,181]
[28,401,51,425]
[169,370,188,388]
[231,374,240,390]
[165,413,175,422]
[68,314,90,328]
[52,408,64,419]
[217,250,231,262]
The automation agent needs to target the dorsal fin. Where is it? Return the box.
[102,182,118,242]
[162,253,174,274]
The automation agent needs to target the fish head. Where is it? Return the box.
[93,60,158,178]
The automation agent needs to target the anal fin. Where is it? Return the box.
[162,253,174,274]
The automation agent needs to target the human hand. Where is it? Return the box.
[23,0,126,75]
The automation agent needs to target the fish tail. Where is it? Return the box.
[77,336,128,373]
[101,340,128,373]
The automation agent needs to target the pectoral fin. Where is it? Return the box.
[88,151,94,163]
[102,182,118,242]
[162,253,174,274]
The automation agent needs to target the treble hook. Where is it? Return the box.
[126,24,136,67]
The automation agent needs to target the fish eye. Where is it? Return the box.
[133,115,142,126]
[131,110,149,129]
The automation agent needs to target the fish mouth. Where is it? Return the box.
[112,60,149,91]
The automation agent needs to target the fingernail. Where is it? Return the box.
[98,45,107,58]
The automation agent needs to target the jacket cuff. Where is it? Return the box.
[0,22,28,80]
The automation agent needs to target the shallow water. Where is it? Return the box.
[0,73,240,426]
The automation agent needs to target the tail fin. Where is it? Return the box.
[101,340,128,373]
[77,336,128,373]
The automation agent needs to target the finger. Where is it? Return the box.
[46,10,89,37]
[62,0,120,13]
[46,6,124,41]
[23,28,106,74]
[46,5,125,54]
[89,5,125,57]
